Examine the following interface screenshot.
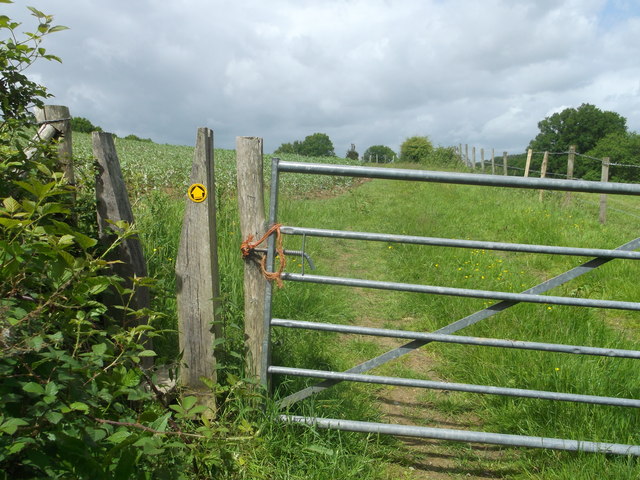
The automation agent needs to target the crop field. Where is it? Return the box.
[71,133,640,479]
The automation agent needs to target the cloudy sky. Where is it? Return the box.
[5,0,640,155]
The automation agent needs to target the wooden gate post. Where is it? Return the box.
[236,137,267,382]
[175,128,220,390]
[93,132,152,365]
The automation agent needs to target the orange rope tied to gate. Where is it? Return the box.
[240,223,286,288]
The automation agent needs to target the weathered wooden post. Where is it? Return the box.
[465,144,469,168]
[459,143,463,165]
[524,148,533,177]
[599,157,610,224]
[564,145,576,205]
[480,148,485,173]
[33,105,74,186]
[503,152,508,175]
[539,151,549,202]
[175,128,220,391]
[93,132,152,365]
[471,146,476,171]
[236,137,267,382]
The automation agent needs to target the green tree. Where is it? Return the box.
[528,103,627,154]
[363,145,396,163]
[70,116,102,133]
[400,136,433,163]
[274,141,300,155]
[299,132,335,157]
[586,132,640,182]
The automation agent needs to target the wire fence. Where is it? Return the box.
[455,144,640,223]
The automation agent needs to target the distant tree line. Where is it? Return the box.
[518,103,639,182]
[70,116,153,142]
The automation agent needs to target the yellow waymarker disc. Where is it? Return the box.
[188,183,207,203]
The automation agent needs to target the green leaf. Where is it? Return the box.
[106,430,131,444]
[2,197,20,213]
[92,343,107,356]
[23,382,45,395]
[0,417,28,435]
[49,25,69,33]
[69,401,89,413]
[58,234,75,246]
[138,350,156,357]
[45,411,64,424]
[181,396,198,411]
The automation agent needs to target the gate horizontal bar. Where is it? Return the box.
[282,273,640,311]
[278,236,640,407]
[270,366,640,408]
[280,226,640,260]
[280,415,640,456]
[271,318,640,359]
[278,161,640,195]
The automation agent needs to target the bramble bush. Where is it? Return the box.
[1,7,266,478]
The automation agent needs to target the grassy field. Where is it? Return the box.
[73,133,640,478]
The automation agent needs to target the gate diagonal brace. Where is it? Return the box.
[277,235,640,408]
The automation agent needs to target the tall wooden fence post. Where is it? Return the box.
[503,152,508,175]
[175,128,220,392]
[93,132,152,366]
[236,137,267,382]
[599,157,610,224]
[34,105,74,186]
[480,148,485,173]
[524,148,533,177]
[471,146,476,170]
[465,144,469,168]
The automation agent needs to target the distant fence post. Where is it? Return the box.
[539,151,549,202]
[175,128,220,392]
[459,143,463,165]
[471,146,476,170]
[524,148,533,177]
[236,137,267,383]
[33,105,74,186]
[465,144,469,168]
[600,157,610,224]
[491,148,495,175]
[93,132,152,366]
[503,152,508,175]
[564,145,576,205]
[480,148,485,173]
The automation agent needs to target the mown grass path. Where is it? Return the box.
[274,170,640,479]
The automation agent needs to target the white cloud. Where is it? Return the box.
[5,0,639,154]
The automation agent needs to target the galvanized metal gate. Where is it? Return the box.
[260,158,640,456]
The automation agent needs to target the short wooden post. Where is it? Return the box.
[175,128,220,390]
[491,148,495,175]
[599,157,610,224]
[93,132,152,365]
[480,148,485,173]
[524,148,533,177]
[539,151,549,202]
[236,137,267,382]
[34,105,74,186]
[465,144,469,168]
[471,146,476,170]
[503,152,508,175]
[459,143,463,164]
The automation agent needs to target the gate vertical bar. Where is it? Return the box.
[261,157,281,389]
